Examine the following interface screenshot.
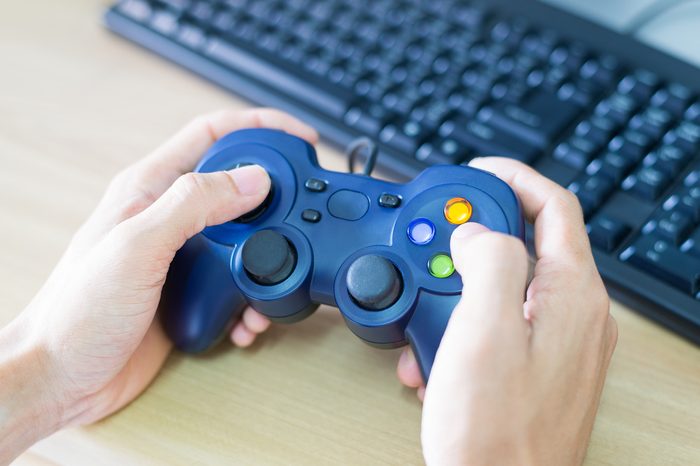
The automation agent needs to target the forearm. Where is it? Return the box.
[0,317,62,465]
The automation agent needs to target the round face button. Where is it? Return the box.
[429,254,455,278]
[407,218,436,245]
[444,197,472,225]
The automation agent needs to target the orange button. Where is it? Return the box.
[444,197,472,224]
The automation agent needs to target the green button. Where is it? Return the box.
[428,254,454,278]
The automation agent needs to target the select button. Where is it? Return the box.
[327,190,370,221]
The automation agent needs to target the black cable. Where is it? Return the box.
[346,137,379,176]
[626,0,698,33]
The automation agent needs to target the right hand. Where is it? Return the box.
[397,158,618,466]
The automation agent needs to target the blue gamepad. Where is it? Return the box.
[161,129,525,380]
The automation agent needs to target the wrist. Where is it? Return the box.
[0,315,65,463]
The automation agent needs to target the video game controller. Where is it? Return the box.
[160,129,525,380]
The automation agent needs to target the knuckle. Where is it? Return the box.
[174,172,210,201]
[189,112,214,128]
[115,192,154,221]
[107,218,142,250]
[556,189,584,217]
[107,165,137,193]
[104,164,157,221]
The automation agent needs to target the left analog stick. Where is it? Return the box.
[241,230,296,285]
[231,162,273,223]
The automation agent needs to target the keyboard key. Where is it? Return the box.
[579,56,618,86]
[478,90,580,148]
[553,136,599,170]
[379,120,431,154]
[594,92,639,123]
[676,185,700,221]
[617,69,659,102]
[651,83,693,117]
[643,211,694,245]
[568,174,614,218]
[588,215,630,252]
[177,22,206,49]
[680,227,700,259]
[574,115,619,146]
[205,38,353,119]
[622,235,700,295]
[608,130,653,162]
[416,139,469,165]
[622,166,671,201]
[628,107,672,139]
[642,145,692,177]
[117,0,152,21]
[344,103,394,136]
[151,9,179,36]
[586,151,636,184]
[438,117,539,163]
[664,121,700,154]
[686,102,700,124]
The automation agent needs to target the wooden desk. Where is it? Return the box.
[1,2,698,465]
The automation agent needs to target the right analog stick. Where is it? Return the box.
[346,255,403,311]
[242,230,296,285]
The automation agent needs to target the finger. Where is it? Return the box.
[448,222,529,333]
[424,223,530,402]
[242,308,271,334]
[116,165,270,256]
[416,386,426,402]
[397,347,424,388]
[231,323,256,348]
[469,157,592,266]
[140,108,318,197]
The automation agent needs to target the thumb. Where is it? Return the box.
[116,165,270,254]
[444,222,530,340]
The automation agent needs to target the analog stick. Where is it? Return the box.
[242,230,296,285]
[231,162,273,223]
[346,255,402,310]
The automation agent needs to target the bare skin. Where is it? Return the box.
[397,157,617,466]
[0,108,316,464]
[0,112,616,466]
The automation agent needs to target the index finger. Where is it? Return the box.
[139,108,319,197]
[469,157,593,266]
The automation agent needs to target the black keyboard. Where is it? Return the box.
[104,0,700,344]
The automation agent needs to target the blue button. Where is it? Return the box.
[407,218,435,245]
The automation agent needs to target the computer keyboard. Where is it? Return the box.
[104,0,700,343]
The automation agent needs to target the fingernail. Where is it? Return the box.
[451,222,490,239]
[229,165,270,196]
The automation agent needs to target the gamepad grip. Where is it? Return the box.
[161,129,525,380]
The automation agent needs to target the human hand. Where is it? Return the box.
[0,109,318,462]
[396,158,617,466]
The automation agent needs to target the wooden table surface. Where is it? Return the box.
[1,2,699,465]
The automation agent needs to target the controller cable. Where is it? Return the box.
[346,138,378,176]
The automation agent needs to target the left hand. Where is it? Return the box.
[0,109,318,461]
